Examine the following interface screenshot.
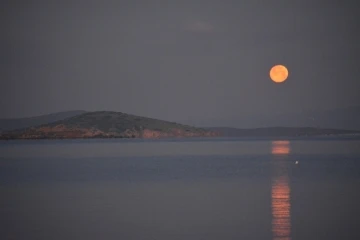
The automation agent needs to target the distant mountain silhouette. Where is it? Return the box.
[254,106,360,130]
[0,110,86,132]
[207,127,360,137]
[187,106,360,130]
[298,106,360,130]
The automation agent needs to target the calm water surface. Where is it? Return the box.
[1,138,360,240]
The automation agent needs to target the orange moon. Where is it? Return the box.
[270,65,288,83]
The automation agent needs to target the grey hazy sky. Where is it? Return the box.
[1,0,359,126]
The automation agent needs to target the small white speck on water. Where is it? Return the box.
[295,161,299,164]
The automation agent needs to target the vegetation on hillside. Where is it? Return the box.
[0,111,216,139]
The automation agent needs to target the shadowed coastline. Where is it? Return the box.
[1,111,359,140]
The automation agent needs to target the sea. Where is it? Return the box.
[1,137,360,240]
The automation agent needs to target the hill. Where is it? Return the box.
[0,110,86,132]
[0,111,218,139]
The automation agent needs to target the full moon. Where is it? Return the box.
[270,65,288,83]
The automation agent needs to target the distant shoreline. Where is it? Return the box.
[1,133,360,141]
[1,111,360,141]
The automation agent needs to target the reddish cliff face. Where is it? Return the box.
[142,129,218,138]
[14,125,108,139]
[1,124,219,139]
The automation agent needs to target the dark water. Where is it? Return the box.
[1,138,360,240]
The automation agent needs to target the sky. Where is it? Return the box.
[1,0,360,127]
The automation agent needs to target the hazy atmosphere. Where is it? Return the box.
[1,0,359,127]
[2,2,360,240]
